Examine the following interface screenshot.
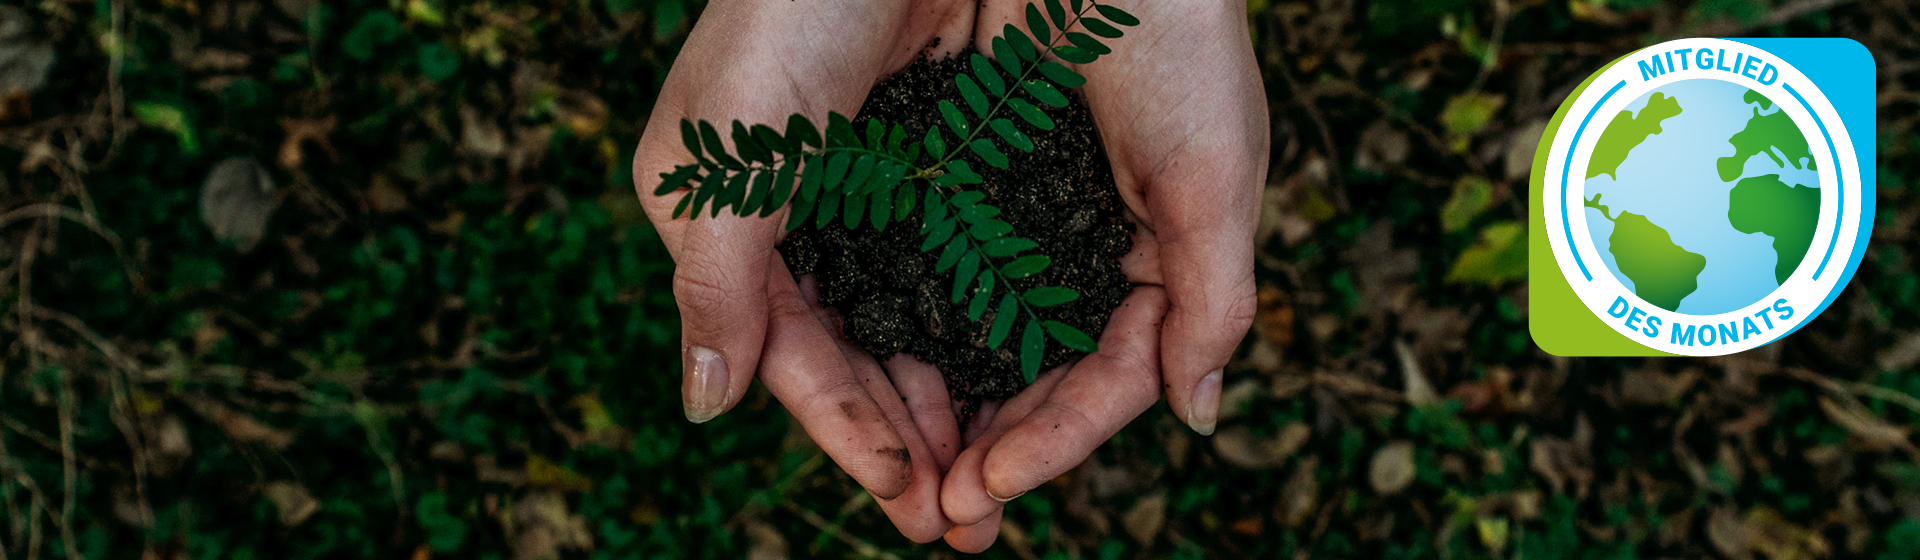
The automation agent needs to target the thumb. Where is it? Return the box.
[634,115,782,425]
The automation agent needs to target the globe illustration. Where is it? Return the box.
[1582,78,1823,315]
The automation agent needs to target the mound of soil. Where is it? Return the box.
[780,54,1133,413]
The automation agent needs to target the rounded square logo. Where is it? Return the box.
[1528,38,1876,357]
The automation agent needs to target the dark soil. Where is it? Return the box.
[780,53,1133,412]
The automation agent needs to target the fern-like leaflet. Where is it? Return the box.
[649,0,1137,381]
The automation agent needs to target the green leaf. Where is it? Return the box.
[826,112,859,147]
[893,184,916,222]
[672,190,694,219]
[951,190,986,208]
[925,189,948,222]
[969,219,1014,240]
[1025,4,1052,45]
[1045,0,1068,29]
[969,274,994,320]
[1004,24,1039,61]
[688,171,724,218]
[787,114,821,148]
[342,12,402,61]
[1020,317,1044,382]
[1082,17,1123,38]
[982,236,1037,257]
[887,124,907,155]
[866,162,904,195]
[970,139,1009,169]
[764,158,799,217]
[843,156,876,194]
[1042,321,1098,352]
[689,174,717,218]
[947,160,982,184]
[1053,45,1098,64]
[959,203,1001,223]
[924,127,948,158]
[992,37,1022,76]
[740,169,773,216]
[1022,286,1079,307]
[1002,255,1051,278]
[814,188,841,228]
[680,120,704,160]
[718,172,750,216]
[953,251,982,303]
[799,154,825,201]
[1446,221,1528,286]
[786,194,816,231]
[990,119,1034,152]
[654,165,699,196]
[419,44,460,81]
[938,100,971,138]
[865,119,885,149]
[699,121,743,169]
[1095,4,1139,26]
[1036,61,1086,88]
[1023,80,1069,108]
[751,124,791,155]
[1071,0,1084,14]
[921,217,957,251]
[843,189,867,229]
[1441,176,1493,233]
[1066,32,1110,55]
[988,294,1018,348]
[1009,98,1056,130]
[732,121,772,164]
[823,152,852,194]
[970,54,1007,98]
[869,183,892,230]
[936,235,968,272]
[957,74,989,117]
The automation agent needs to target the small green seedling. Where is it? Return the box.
[649,0,1138,381]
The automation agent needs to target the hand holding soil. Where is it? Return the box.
[631,0,1265,551]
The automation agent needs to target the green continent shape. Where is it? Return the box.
[1587,92,1684,180]
[1608,212,1706,312]
[1716,90,1813,182]
[1727,174,1820,285]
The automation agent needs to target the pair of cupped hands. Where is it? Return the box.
[630,0,1266,551]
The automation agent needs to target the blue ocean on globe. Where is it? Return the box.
[1583,78,1822,315]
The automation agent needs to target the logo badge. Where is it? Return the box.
[1529,38,1876,356]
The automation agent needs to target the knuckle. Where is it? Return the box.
[671,264,740,319]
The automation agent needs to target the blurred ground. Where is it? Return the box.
[3,0,1920,558]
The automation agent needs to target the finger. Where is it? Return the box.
[885,355,963,472]
[940,368,1069,526]
[943,507,1003,553]
[758,258,912,500]
[840,349,951,543]
[799,277,951,542]
[982,287,1167,499]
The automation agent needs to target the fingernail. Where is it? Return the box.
[1187,369,1222,436]
[989,489,1026,503]
[683,345,730,423]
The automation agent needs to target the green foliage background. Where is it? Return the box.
[1,0,1918,558]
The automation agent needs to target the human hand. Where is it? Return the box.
[630,0,981,542]
[935,0,1266,550]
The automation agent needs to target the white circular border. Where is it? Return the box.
[1541,38,1864,356]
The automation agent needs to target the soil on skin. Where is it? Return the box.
[780,53,1133,416]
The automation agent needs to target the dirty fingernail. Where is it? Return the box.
[683,345,730,423]
[1187,369,1222,436]
[989,489,1026,503]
